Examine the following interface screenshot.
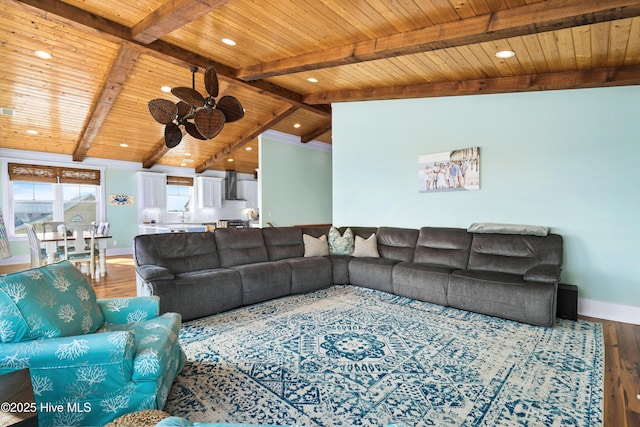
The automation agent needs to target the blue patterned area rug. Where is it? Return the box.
[165,286,603,426]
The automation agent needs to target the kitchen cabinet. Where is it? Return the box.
[197,177,223,209]
[238,180,258,208]
[138,172,166,209]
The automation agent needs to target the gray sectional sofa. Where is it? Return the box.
[133,225,563,326]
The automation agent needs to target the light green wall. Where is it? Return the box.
[333,86,640,308]
[260,133,332,226]
[104,168,139,252]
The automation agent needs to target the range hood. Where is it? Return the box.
[225,171,243,200]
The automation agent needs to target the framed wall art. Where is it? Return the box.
[418,147,480,193]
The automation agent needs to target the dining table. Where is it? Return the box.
[40,231,112,277]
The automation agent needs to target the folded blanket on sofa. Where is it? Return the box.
[467,222,549,236]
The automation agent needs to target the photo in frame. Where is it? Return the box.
[418,147,480,193]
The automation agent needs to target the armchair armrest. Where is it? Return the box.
[136,264,174,282]
[0,330,135,384]
[98,296,160,324]
[524,264,561,283]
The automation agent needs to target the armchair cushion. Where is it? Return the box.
[0,261,104,343]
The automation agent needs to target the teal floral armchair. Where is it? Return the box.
[0,261,186,427]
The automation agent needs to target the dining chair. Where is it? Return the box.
[61,224,97,278]
[41,221,68,254]
[96,221,110,236]
[24,223,47,268]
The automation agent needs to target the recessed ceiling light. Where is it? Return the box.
[227,158,234,162]
[495,50,516,59]
[245,147,252,151]
[34,50,52,60]
[293,123,301,128]
[161,86,172,93]
[183,159,194,163]
[185,152,191,156]
[119,143,128,147]
[221,38,236,46]
[307,77,318,83]
[26,129,38,135]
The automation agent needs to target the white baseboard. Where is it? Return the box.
[578,298,640,325]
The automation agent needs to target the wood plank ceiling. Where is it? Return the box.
[1,0,639,174]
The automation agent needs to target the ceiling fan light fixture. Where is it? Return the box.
[147,65,244,149]
[495,50,516,59]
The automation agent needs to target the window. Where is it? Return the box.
[13,181,54,234]
[166,176,193,212]
[63,184,97,224]
[7,163,102,235]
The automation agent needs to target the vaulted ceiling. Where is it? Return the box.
[1,0,639,174]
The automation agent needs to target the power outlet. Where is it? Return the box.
[112,240,118,246]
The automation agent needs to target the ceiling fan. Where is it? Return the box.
[148,65,244,148]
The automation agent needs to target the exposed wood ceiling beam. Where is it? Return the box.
[301,120,332,143]
[196,105,299,173]
[237,0,640,80]
[73,44,140,161]
[132,0,229,44]
[12,0,330,117]
[142,139,171,169]
[304,65,640,104]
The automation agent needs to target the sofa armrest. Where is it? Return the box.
[524,264,561,283]
[137,264,175,282]
[98,296,160,323]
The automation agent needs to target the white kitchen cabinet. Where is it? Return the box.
[197,177,223,209]
[138,172,166,209]
[238,180,258,208]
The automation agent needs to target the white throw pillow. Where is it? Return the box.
[303,234,329,257]
[353,233,380,258]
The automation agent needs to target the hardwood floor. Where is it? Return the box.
[1,256,638,426]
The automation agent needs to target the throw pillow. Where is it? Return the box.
[303,234,329,257]
[353,233,380,258]
[328,227,354,256]
[0,261,105,343]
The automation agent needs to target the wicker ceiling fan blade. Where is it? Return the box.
[148,99,177,124]
[164,122,183,148]
[216,96,245,123]
[204,65,219,98]
[185,121,207,140]
[176,101,192,118]
[171,87,205,107]
[194,108,226,139]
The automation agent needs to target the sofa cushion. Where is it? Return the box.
[149,269,242,322]
[328,227,354,255]
[231,261,292,306]
[303,234,329,257]
[413,227,471,269]
[286,257,333,294]
[448,269,557,327]
[353,233,380,258]
[467,233,563,276]
[467,222,549,236]
[215,228,269,267]
[376,227,419,262]
[392,262,453,306]
[349,257,399,293]
[134,232,221,273]
[0,261,104,343]
[263,227,304,261]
